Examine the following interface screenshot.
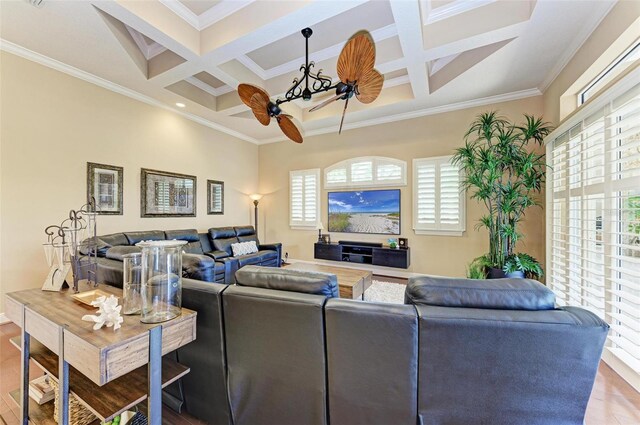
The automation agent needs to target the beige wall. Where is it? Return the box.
[0,52,259,312]
[258,96,546,277]
[543,1,640,126]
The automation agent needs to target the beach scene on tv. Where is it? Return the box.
[328,190,400,234]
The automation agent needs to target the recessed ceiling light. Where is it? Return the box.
[176,102,186,108]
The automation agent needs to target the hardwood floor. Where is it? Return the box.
[1,322,639,424]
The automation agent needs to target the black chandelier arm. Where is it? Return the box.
[273,28,341,106]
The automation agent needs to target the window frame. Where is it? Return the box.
[412,155,466,236]
[578,40,639,106]
[289,168,321,230]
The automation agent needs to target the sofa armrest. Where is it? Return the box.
[218,257,239,283]
[205,250,231,260]
[259,243,282,266]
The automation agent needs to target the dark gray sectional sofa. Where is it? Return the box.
[84,226,281,286]
[168,267,608,425]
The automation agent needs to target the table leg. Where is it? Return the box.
[20,307,30,425]
[148,326,163,425]
[58,326,69,425]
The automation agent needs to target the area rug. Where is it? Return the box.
[363,280,406,304]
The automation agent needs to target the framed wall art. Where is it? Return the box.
[87,162,123,215]
[141,168,196,217]
[207,180,224,215]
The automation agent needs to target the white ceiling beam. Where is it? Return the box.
[199,0,256,30]
[389,1,429,99]
[200,0,368,63]
[158,0,200,29]
[421,0,497,25]
[263,23,398,80]
[422,20,528,62]
[159,0,257,31]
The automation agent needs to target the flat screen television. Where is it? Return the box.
[328,189,400,235]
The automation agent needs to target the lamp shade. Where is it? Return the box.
[249,194,263,201]
[316,221,324,230]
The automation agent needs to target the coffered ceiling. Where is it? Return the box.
[0,0,616,144]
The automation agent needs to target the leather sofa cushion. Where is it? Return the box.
[79,237,111,257]
[183,241,204,254]
[165,229,200,242]
[213,237,237,257]
[106,246,142,261]
[209,227,236,239]
[405,276,555,311]
[234,225,255,237]
[125,230,165,245]
[182,253,217,270]
[237,252,263,267]
[100,233,128,247]
[236,265,339,298]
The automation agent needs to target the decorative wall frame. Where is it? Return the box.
[87,162,123,215]
[207,180,224,215]
[141,168,196,217]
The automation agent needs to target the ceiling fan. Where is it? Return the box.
[237,28,384,144]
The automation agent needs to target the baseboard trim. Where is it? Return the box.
[601,350,640,392]
[287,258,431,280]
[0,313,10,325]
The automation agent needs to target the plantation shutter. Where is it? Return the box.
[415,162,436,225]
[350,161,373,183]
[413,156,465,235]
[377,163,403,181]
[547,79,640,384]
[440,163,461,226]
[324,157,407,189]
[290,169,320,228]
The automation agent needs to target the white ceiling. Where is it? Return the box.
[0,0,616,144]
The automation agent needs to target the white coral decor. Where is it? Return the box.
[82,295,124,331]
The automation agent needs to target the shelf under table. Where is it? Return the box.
[9,336,189,423]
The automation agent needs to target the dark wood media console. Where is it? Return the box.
[314,240,410,269]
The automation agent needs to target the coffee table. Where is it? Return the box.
[287,262,373,299]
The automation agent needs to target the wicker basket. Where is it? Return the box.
[51,378,98,425]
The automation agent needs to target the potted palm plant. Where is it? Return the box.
[452,112,552,279]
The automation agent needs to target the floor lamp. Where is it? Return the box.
[250,194,263,236]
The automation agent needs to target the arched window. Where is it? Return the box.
[324,156,407,189]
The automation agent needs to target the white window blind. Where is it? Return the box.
[289,168,320,228]
[324,156,407,189]
[413,156,465,236]
[548,80,640,384]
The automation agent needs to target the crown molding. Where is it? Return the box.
[259,88,542,144]
[538,0,616,93]
[0,39,260,145]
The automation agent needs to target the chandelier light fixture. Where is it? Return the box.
[237,28,383,144]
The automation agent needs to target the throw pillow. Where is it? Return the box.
[231,241,258,257]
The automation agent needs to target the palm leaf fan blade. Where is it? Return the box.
[277,115,303,144]
[238,84,270,108]
[249,93,270,126]
[336,34,375,83]
[356,69,383,104]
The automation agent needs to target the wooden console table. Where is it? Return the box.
[3,286,196,425]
